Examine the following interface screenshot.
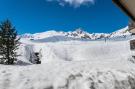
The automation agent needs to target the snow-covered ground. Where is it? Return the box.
[1,27,135,89]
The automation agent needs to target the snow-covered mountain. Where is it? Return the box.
[65,28,110,39]
[109,26,130,37]
[20,26,131,40]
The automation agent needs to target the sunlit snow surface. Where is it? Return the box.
[1,27,135,89]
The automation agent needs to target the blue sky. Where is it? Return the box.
[0,0,129,34]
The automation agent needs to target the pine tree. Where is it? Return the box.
[0,20,20,64]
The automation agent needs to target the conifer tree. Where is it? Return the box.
[0,20,20,64]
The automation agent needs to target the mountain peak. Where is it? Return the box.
[74,28,85,34]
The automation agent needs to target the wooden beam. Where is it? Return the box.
[112,0,135,21]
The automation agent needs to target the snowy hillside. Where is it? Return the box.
[1,26,135,89]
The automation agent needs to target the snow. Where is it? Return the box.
[1,27,135,89]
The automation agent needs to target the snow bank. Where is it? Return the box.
[21,40,131,63]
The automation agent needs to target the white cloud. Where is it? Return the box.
[47,0,95,8]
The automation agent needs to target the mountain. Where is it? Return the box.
[20,26,131,40]
[65,28,110,39]
[20,30,66,40]
[109,26,130,37]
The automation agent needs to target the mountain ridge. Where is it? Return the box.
[20,26,131,40]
